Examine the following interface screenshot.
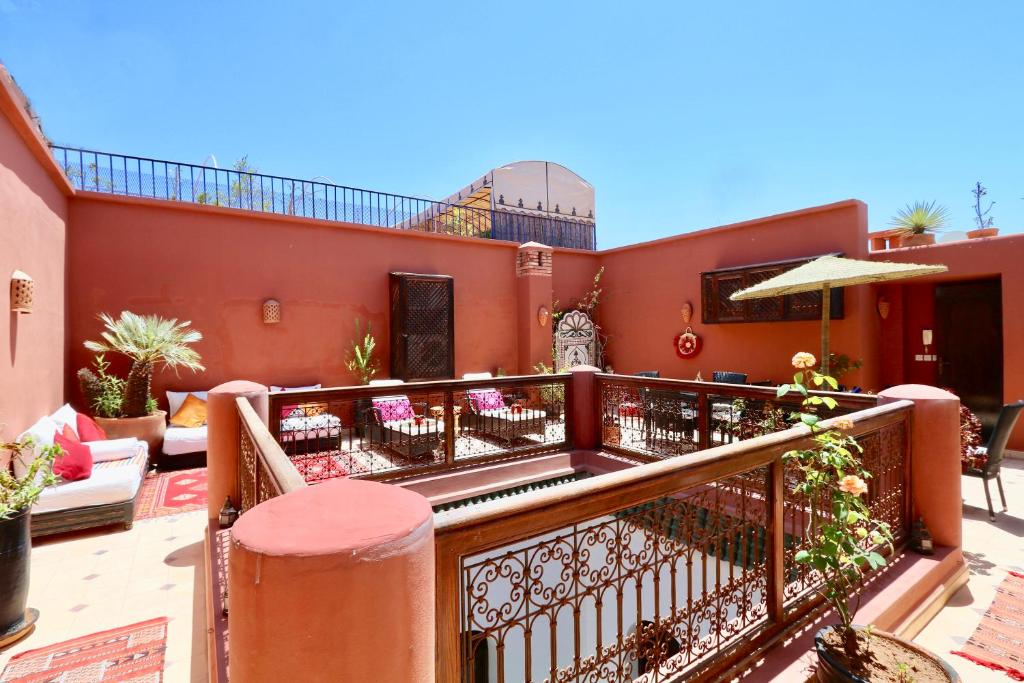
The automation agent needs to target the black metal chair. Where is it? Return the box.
[964,400,1024,521]
[712,371,748,384]
[633,371,660,378]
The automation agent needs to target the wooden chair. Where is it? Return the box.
[964,400,1024,521]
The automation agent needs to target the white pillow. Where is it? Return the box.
[167,391,209,417]
[368,379,404,387]
[49,403,79,438]
[85,438,141,463]
[269,384,321,393]
[14,416,59,478]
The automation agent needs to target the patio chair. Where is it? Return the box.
[633,371,660,378]
[366,395,440,460]
[712,371,748,384]
[964,400,1024,521]
[464,388,546,446]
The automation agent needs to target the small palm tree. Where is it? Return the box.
[888,201,950,236]
[84,312,204,417]
[345,319,379,385]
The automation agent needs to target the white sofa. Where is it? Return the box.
[18,407,150,537]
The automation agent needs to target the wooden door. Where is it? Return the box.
[389,273,455,381]
[935,279,1003,431]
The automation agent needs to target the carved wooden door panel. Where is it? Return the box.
[389,273,455,381]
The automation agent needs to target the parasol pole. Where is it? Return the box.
[820,282,831,377]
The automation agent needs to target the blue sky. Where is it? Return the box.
[2,1,1021,248]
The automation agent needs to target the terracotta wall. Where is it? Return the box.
[0,71,71,437]
[872,235,1024,448]
[594,201,879,387]
[66,195,527,410]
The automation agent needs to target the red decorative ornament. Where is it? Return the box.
[674,327,702,358]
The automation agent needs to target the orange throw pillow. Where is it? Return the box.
[170,393,208,428]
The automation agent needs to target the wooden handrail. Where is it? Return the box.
[594,372,876,411]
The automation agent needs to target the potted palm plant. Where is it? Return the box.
[966,182,998,239]
[888,201,948,247]
[77,312,204,453]
[1,436,59,645]
[780,353,958,682]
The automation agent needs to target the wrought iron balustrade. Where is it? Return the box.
[49,145,596,249]
[596,374,876,461]
[434,400,912,682]
[266,374,571,483]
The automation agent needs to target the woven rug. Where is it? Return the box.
[952,570,1024,680]
[0,617,167,682]
[134,467,207,521]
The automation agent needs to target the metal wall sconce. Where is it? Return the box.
[537,306,550,327]
[262,299,281,324]
[10,270,34,314]
[876,295,890,320]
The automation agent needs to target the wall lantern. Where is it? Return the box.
[537,306,550,327]
[262,299,281,324]
[876,295,890,320]
[680,302,693,325]
[10,270,34,314]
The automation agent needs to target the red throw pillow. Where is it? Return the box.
[76,412,107,441]
[54,429,93,481]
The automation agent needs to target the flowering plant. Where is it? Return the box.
[779,352,894,649]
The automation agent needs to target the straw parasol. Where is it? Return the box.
[730,254,948,376]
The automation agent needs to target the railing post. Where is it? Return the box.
[766,457,786,624]
[207,381,269,523]
[569,365,600,450]
[877,386,961,548]
[697,390,711,449]
[435,533,461,681]
[444,389,456,465]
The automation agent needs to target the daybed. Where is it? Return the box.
[367,395,440,460]
[464,388,546,446]
[17,405,149,537]
[162,390,209,469]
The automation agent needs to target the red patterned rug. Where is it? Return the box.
[291,453,348,482]
[0,617,168,682]
[135,467,208,521]
[953,570,1024,680]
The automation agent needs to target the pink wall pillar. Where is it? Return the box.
[229,478,435,682]
[206,380,268,521]
[877,385,961,548]
[516,241,554,374]
[569,365,600,450]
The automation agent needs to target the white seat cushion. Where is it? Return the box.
[382,419,440,436]
[85,438,143,463]
[33,451,147,514]
[280,414,344,442]
[478,408,546,421]
[163,425,208,455]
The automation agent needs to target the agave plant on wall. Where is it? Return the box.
[888,201,949,246]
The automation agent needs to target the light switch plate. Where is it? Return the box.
[915,354,924,361]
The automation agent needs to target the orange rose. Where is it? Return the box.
[791,352,817,369]
[838,475,868,496]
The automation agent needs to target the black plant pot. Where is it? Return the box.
[814,625,960,682]
[0,508,32,636]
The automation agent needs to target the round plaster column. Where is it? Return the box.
[206,381,269,521]
[228,478,435,682]
[877,384,961,548]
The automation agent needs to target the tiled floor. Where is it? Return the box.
[914,458,1024,682]
[0,510,209,682]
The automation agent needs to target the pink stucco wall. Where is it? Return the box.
[0,67,71,437]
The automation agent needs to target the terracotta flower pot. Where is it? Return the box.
[95,410,167,454]
[814,626,959,682]
[901,233,936,247]
[967,227,999,239]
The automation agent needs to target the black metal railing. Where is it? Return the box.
[50,145,597,249]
